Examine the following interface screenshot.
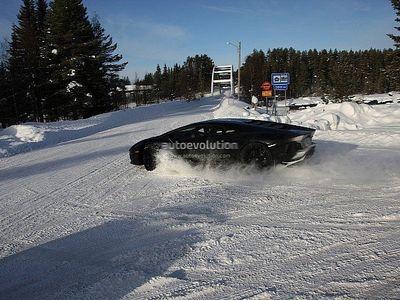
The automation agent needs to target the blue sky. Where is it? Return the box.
[0,0,398,80]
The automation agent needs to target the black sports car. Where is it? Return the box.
[129,118,316,171]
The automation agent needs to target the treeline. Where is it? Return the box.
[0,0,126,127]
[243,0,400,101]
[1,0,399,127]
[137,47,400,104]
[135,54,214,101]
[241,48,400,100]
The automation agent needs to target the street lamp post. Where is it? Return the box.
[227,41,241,101]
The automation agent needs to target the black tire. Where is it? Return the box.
[143,144,159,171]
[241,143,274,169]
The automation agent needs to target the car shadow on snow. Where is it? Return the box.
[58,127,159,148]
[0,217,203,299]
[0,145,128,182]
[310,139,358,164]
[280,139,384,183]
[58,130,134,146]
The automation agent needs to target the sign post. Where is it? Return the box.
[260,81,272,114]
[271,73,290,116]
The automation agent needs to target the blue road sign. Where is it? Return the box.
[271,73,290,85]
[273,84,289,91]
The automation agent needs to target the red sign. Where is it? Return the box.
[262,90,272,97]
[261,81,272,91]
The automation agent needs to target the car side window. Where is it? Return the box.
[209,126,225,135]
[176,126,196,133]
[193,126,210,137]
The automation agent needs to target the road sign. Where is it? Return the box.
[262,90,272,97]
[271,73,290,85]
[273,84,288,91]
[261,81,272,91]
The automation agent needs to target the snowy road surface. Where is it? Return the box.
[0,96,399,299]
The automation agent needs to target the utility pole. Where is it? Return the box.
[227,41,241,101]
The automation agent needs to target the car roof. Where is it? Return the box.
[164,118,314,136]
[189,118,271,127]
[166,118,256,134]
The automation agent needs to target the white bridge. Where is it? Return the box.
[210,65,234,95]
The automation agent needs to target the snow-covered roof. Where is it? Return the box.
[125,85,153,91]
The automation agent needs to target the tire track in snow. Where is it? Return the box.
[0,154,128,238]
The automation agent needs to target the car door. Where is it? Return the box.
[208,125,241,162]
[205,125,226,162]
[168,125,209,162]
[189,126,210,162]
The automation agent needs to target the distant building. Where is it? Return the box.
[125,85,154,105]
[125,85,153,93]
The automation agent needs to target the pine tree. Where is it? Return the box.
[388,0,400,90]
[241,49,267,100]
[388,0,400,47]
[183,56,195,99]
[87,15,127,114]
[161,64,169,99]
[46,0,96,119]
[8,0,40,122]
[153,64,162,99]
[0,60,8,127]
[0,39,12,127]
[196,55,213,97]
[35,0,48,121]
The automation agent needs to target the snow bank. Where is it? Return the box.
[350,92,400,104]
[291,102,400,130]
[278,96,324,107]
[2,125,44,143]
[0,97,221,158]
[213,95,400,131]
[213,96,291,123]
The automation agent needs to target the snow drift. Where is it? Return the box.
[212,95,400,131]
[291,102,400,130]
[0,98,221,158]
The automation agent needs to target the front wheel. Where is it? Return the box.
[241,143,274,169]
[143,144,159,171]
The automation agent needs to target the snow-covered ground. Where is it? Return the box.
[350,92,400,104]
[0,95,399,299]
[278,91,400,108]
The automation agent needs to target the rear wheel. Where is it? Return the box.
[241,143,274,169]
[143,144,159,171]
